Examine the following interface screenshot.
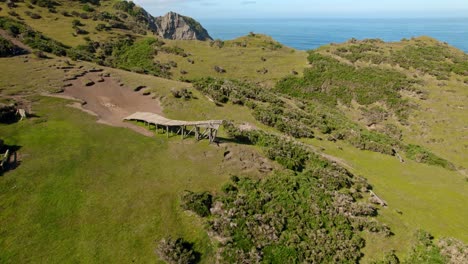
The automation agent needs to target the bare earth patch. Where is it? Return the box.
[52,72,162,136]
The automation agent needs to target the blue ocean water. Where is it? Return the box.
[200,18,468,52]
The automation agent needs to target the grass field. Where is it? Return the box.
[0,95,269,263]
[0,56,273,263]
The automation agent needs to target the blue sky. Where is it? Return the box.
[133,0,468,19]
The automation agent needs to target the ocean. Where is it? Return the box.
[200,18,468,52]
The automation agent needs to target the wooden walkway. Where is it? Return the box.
[124,112,223,142]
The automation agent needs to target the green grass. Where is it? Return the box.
[157,35,307,84]
[0,96,238,263]
[0,56,63,96]
[301,138,468,262]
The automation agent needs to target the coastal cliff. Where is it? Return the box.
[155,12,212,41]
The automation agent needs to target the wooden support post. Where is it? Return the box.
[181,126,185,140]
[213,128,218,142]
[166,126,169,138]
[195,126,200,140]
[208,128,213,143]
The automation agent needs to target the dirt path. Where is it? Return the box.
[51,72,163,136]
[0,29,32,53]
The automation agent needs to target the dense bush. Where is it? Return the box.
[0,36,24,57]
[209,173,365,263]
[170,87,192,99]
[404,230,446,264]
[276,52,413,120]
[24,11,42,19]
[160,45,187,57]
[192,77,283,106]
[181,191,212,217]
[30,0,58,8]
[406,145,455,170]
[156,237,199,264]
[106,37,169,77]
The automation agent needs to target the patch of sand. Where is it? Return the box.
[55,72,163,136]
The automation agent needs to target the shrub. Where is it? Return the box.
[82,4,95,12]
[95,23,108,31]
[0,36,24,57]
[24,11,42,19]
[30,0,57,8]
[170,88,192,99]
[406,145,455,170]
[209,39,224,48]
[404,230,447,264]
[181,191,213,217]
[72,19,83,27]
[156,237,199,264]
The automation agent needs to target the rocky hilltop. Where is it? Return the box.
[154,12,212,41]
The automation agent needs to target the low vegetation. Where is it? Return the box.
[193,77,453,169]
[0,0,466,263]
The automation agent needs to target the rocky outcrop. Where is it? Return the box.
[154,12,212,41]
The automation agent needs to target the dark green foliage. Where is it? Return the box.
[0,17,68,56]
[371,250,400,264]
[67,45,94,61]
[276,52,413,120]
[78,0,100,5]
[109,38,168,77]
[210,172,365,263]
[404,230,446,264]
[95,23,108,31]
[113,0,150,25]
[72,19,83,27]
[82,4,94,12]
[181,191,212,217]
[156,237,199,264]
[223,123,318,172]
[333,39,468,79]
[0,36,24,57]
[160,45,187,57]
[192,77,282,106]
[29,0,58,8]
[24,11,42,19]
[406,145,455,170]
[170,87,192,99]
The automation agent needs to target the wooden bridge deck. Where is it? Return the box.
[124,112,224,142]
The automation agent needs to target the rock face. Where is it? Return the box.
[154,12,212,41]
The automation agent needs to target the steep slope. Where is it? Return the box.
[0,0,211,46]
[155,11,212,41]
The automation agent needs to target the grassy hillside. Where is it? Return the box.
[313,37,468,171]
[0,2,467,262]
[0,55,277,263]
[0,1,308,83]
[157,34,307,83]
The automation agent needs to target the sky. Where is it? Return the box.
[133,0,468,19]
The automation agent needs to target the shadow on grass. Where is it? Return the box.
[0,144,22,176]
[216,136,253,146]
